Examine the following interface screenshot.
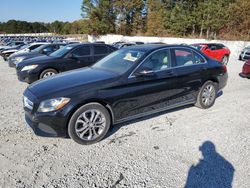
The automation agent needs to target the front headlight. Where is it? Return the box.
[15,57,25,64]
[37,97,70,112]
[21,65,38,71]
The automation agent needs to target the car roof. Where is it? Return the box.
[123,44,196,52]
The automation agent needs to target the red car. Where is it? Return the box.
[191,43,231,65]
[239,60,250,79]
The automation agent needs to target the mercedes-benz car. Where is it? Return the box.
[23,45,228,145]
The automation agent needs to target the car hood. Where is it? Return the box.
[17,55,58,67]
[28,67,119,99]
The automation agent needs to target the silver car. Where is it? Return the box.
[239,46,250,61]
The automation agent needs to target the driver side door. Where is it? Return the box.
[63,45,93,71]
[112,48,181,122]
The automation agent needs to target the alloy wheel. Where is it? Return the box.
[75,109,106,141]
[201,84,216,106]
[43,71,55,78]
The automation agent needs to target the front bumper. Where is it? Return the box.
[239,73,250,78]
[25,111,68,137]
[16,69,38,84]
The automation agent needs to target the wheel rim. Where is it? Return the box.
[43,71,55,78]
[75,109,106,141]
[201,84,216,106]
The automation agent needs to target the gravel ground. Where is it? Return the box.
[0,55,249,188]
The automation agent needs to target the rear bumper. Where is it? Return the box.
[218,72,228,91]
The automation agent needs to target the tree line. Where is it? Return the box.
[0,0,249,40]
[0,20,89,35]
[82,0,250,40]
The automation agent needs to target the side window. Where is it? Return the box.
[174,49,194,66]
[208,44,217,50]
[29,44,41,50]
[72,46,91,57]
[193,52,206,64]
[94,45,109,55]
[138,49,170,71]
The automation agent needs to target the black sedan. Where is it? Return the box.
[16,43,117,83]
[8,43,66,67]
[23,45,228,145]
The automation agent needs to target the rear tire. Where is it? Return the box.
[68,103,111,145]
[39,69,58,79]
[195,81,217,109]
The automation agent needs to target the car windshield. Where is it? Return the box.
[19,44,30,49]
[50,46,73,57]
[92,48,145,74]
[32,44,47,52]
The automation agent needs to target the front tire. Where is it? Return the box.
[39,68,58,79]
[68,103,111,145]
[195,81,217,109]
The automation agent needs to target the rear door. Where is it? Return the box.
[171,47,208,101]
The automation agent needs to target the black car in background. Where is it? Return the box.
[17,43,117,83]
[8,43,66,67]
[23,45,228,145]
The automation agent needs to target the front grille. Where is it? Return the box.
[23,96,34,110]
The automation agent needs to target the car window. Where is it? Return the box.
[92,49,145,74]
[208,44,218,50]
[72,46,91,57]
[193,52,206,64]
[138,49,170,71]
[174,49,194,66]
[174,49,205,66]
[43,46,54,53]
[93,45,109,55]
[29,44,41,50]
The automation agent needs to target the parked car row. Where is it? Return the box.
[1,40,248,145]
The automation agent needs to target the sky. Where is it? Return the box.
[0,0,83,23]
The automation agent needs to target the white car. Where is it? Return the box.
[12,42,49,56]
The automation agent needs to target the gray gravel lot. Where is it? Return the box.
[0,55,249,188]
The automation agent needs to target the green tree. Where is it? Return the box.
[81,0,116,35]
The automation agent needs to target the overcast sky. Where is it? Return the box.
[0,0,83,23]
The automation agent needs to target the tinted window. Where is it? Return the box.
[94,45,108,55]
[29,44,41,50]
[72,46,91,57]
[139,49,170,71]
[193,52,206,64]
[174,49,194,66]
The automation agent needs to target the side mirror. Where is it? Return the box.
[134,68,155,77]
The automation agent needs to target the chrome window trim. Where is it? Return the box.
[128,46,207,79]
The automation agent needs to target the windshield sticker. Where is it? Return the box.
[123,53,138,62]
